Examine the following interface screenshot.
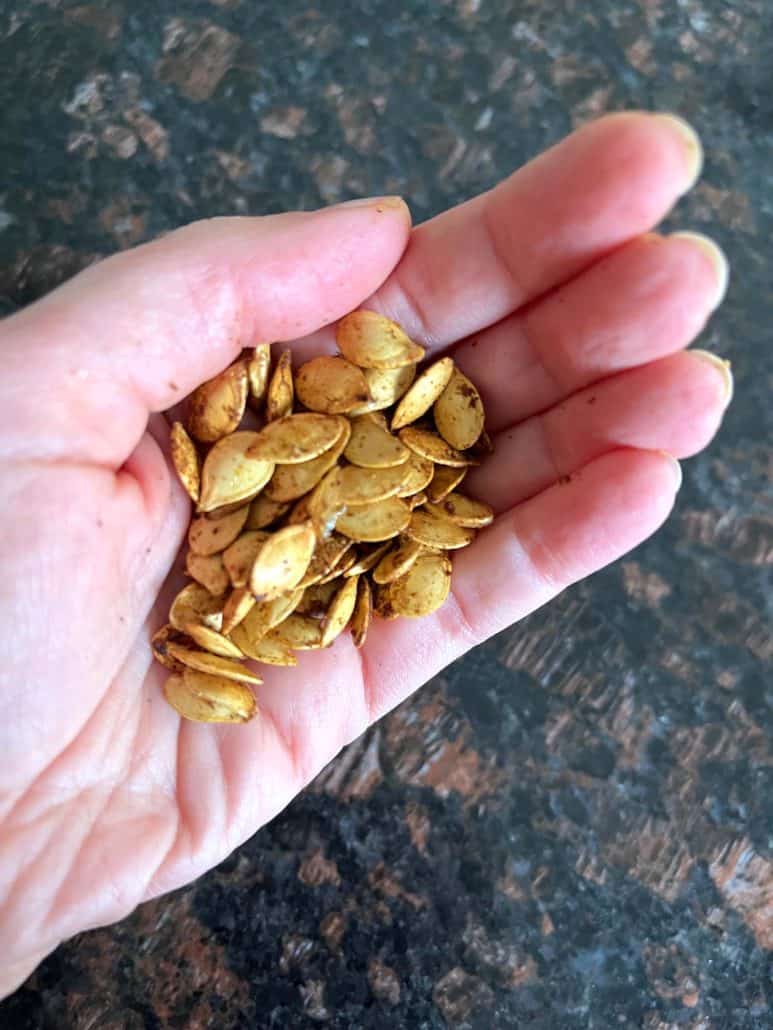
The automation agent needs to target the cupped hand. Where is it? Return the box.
[0,113,731,996]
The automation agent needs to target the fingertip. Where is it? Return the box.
[652,113,704,192]
[668,231,730,310]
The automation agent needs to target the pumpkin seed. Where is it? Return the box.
[250,523,316,599]
[230,624,298,666]
[320,575,359,647]
[265,419,350,501]
[170,422,201,502]
[391,357,455,430]
[165,643,262,684]
[187,360,249,443]
[296,580,339,618]
[184,622,245,659]
[246,494,291,530]
[297,534,352,588]
[152,624,191,672]
[334,463,410,505]
[266,348,294,421]
[188,504,249,556]
[426,492,494,528]
[223,531,269,588]
[233,590,304,646]
[271,613,323,650]
[198,431,275,512]
[404,509,475,550]
[186,551,231,596]
[398,426,472,468]
[169,583,224,632]
[342,541,393,577]
[396,452,434,497]
[350,576,372,648]
[433,367,485,450]
[308,467,348,539]
[336,310,425,368]
[375,551,452,619]
[247,413,344,464]
[349,364,416,415]
[426,465,467,502]
[219,587,256,634]
[372,537,424,584]
[295,355,370,414]
[337,497,411,542]
[248,343,272,408]
[345,416,410,468]
[164,670,257,723]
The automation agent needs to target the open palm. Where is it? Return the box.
[0,113,731,996]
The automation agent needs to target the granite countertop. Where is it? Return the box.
[1,1,771,1027]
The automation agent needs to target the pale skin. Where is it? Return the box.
[0,113,732,996]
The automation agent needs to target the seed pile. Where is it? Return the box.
[155,310,494,723]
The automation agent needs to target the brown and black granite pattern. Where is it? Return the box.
[1,1,771,1027]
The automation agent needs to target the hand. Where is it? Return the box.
[0,113,731,996]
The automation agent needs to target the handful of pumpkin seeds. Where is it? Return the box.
[155,310,494,724]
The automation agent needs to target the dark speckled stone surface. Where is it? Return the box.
[1,1,771,1027]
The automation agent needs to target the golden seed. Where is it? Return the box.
[350,576,372,648]
[426,492,494,528]
[164,670,257,723]
[249,523,316,599]
[169,583,224,632]
[170,422,201,502]
[391,357,455,430]
[184,622,245,659]
[426,465,467,502]
[345,416,410,468]
[248,343,272,408]
[222,530,270,588]
[219,587,257,634]
[403,509,475,550]
[337,310,425,368]
[266,348,294,421]
[165,642,262,684]
[433,367,485,450]
[372,537,424,584]
[271,613,324,650]
[295,355,371,413]
[375,551,452,619]
[320,575,359,647]
[187,360,249,443]
[198,431,274,512]
[336,496,412,542]
[349,364,416,415]
[188,504,249,556]
[398,426,472,468]
[185,551,231,596]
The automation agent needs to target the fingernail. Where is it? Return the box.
[690,349,734,407]
[670,231,730,309]
[657,450,683,490]
[655,113,704,191]
[334,195,410,215]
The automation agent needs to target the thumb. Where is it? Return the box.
[0,198,411,467]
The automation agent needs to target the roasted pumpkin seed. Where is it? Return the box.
[398,426,471,468]
[375,551,452,619]
[169,583,224,632]
[246,494,291,530]
[185,551,231,596]
[165,643,262,684]
[404,509,475,550]
[264,419,350,501]
[188,504,249,556]
[249,523,316,599]
[222,530,269,588]
[433,367,485,450]
[187,360,249,443]
[220,587,256,634]
[271,613,323,650]
[230,625,298,666]
[295,355,370,414]
[152,624,191,672]
[198,431,274,512]
[345,416,410,468]
[164,670,256,723]
[372,537,424,584]
[336,496,411,542]
[170,422,201,502]
[426,465,467,502]
[247,413,344,464]
[426,492,494,528]
[266,348,294,421]
[350,576,372,648]
[391,357,455,430]
[350,364,416,415]
[320,575,359,647]
[248,343,272,408]
[335,463,410,506]
[337,310,425,368]
[184,622,245,659]
[396,452,434,497]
